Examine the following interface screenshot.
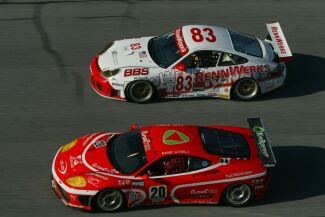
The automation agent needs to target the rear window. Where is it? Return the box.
[198,127,250,158]
[228,30,262,58]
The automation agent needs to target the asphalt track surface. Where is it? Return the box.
[1,0,325,216]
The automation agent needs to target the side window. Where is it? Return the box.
[189,156,211,171]
[218,52,248,66]
[182,50,220,69]
[145,155,211,176]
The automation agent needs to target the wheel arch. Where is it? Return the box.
[230,77,261,101]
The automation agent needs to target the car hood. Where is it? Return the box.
[53,132,122,179]
[97,37,159,70]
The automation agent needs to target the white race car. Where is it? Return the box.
[90,23,292,103]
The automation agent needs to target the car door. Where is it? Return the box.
[173,50,221,93]
[139,155,220,205]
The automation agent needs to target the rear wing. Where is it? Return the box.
[247,118,276,167]
[266,22,292,62]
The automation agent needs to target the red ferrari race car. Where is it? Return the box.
[51,118,276,212]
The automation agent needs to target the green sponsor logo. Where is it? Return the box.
[162,130,190,145]
[252,126,269,158]
[253,126,265,134]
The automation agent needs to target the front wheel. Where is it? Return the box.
[233,79,260,101]
[125,80,156,103]
[93,189,125,212]
[223,183,253,207]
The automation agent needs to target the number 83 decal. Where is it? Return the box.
[176,74,193,92]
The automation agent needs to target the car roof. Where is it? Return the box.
[140,125,210,162]
[180,25,234,52]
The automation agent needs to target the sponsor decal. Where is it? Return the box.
[141,130,151,151]
[58,160,68,174]
[127,190,145,206]
[82,134,96,146]
[194,65,271,81]
[89,173,109,181]
[93,140,106,148]
[139,51,147,58]
[118,179,131,186]
[132,181,145,187]
[92,163,118,174]
[271,27,287,54]
[218,93,230,99]
[130,43,141,50]
[189,189,218,199]
[254,184,265,190]
[111,82,123,87]
[252,126,269,158]
[149,185,167,202]
[252,178,264,185]
[207,92,217,96]
[175,150,190,154]
[69,155,83,168]
[124,68,149,77]
[226,170,253,178]
[86,176,101,187]
[174,28,189,56]
[162,130,190,145]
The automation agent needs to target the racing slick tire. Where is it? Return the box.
[93,189,126,212]
[125,80,156,103]
[223,183,253,207]
[232,78,260,101]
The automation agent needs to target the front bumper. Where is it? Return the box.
[89,56,125,101]
[51,176,92,211]
[51,148,97,211]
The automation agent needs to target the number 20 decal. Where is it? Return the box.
[149,185,167,202]
[190,27,216,42]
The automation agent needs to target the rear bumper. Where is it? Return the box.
[259,64,287,94]
[89,56,125,101]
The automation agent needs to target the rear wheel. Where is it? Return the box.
[223,183,253,207]
[94,189,125,212]
[125,80,156,103]
[233,78,260,101]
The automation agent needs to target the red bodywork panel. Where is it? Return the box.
[52,125,271,210]
[89,56,124,100]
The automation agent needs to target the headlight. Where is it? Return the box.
[100,69,120,78]
[99,42,114,54]
[66,176,87,187]
[61,139,77,153]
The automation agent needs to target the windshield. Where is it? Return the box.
[148,31,183,68]
[228,30,263,58]
[107,130,147,174]
[198,127,250,158]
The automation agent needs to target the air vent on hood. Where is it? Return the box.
[112,51,118,66]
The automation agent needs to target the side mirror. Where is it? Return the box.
[174,62,186,71]
[129,123,138,131]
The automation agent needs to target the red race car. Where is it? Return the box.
[51,118,276,211]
